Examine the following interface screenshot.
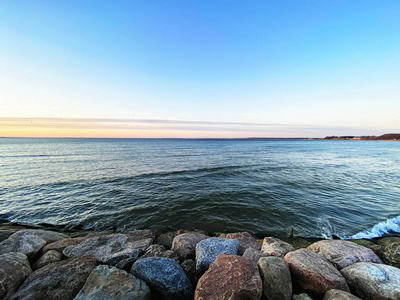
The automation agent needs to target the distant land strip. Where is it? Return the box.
[323,133,400,141]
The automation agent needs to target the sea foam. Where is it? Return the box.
[350,216,400,239]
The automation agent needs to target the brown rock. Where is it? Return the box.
[284,249,350,295]
[32,250,63,270]
[141,244,179,262]
[171,233,208,261]
[42,237,88,253]
[220,232,262,255]
[194,253,262,300]
[307,240,382,270]
[155,231,176,249]
[377,237,400,248]
[383,242,400,268]
[323,289,361,300]
[261,237,295,258]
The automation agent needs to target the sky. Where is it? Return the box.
[1,1,399,138]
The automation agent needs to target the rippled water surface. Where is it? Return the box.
[1,138,399,238]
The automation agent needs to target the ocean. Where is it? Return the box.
[1,138,399,239]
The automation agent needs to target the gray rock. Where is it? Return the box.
[341,262,400,300]
[284,249,350,295]
[74,265,150,300]
[0,230,18,243]
[131,257,193,300]
[11,255,97,300]
[323,289,361,300]
[262,236,295,258]
[0,252,32,299]
[155,232,176,249]
[243,248,268,263]
[171,233,208,261]
[43,237,88,253]
[195,237,239,272]
[0,229,69,259]
[142,244,179,262]
[181,259,201,286]
[258,256,292,300]
[292,293,314,300]
[377,237,400,248]
[219,232,262,255]
[307,240,382,270]
[63,230,154,266]
[32,250,63,270]
[383,242,400,268]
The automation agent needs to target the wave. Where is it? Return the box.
[349,216,400,239]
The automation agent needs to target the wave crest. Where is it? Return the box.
[350,216,400,239]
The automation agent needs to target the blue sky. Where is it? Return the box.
[1,1,399,137]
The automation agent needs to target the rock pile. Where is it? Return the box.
[0,224,399,300]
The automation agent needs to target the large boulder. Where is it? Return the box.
[323,289,361,299]
[63,230,154,266]
[284,249,349,295]
[243,248,268,263]
[261,237,295,258]
[0,252,32,299]
[307,240,382,270]
[0,229,69,259]
[171,233,208,261]
[74,265,150,300]
[257,256,292,300]
[195,237,239,272]
[32,250,63,270]
[220,232,262,255]
[195,253,262,300]
[341,262,400,300]
[43,237,88,253]
[11,255,97,300]
[131,257,193,300]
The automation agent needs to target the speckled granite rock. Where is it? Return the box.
[171,233,208,261]
[32,250,63,270]
[262,237,295,258]
[323,289,361,300]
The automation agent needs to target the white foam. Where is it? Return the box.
[350,216,400,239]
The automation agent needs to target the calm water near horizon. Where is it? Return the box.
[1,138,399,239]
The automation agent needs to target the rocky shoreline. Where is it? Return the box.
[0,222,399,300]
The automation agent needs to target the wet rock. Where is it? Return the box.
[292,293,314,300]
[377,237,400,248]
[43,237,88,253]
[284,249,350,295]
[181,259,201,286]
[63,230,154,266]
[155,232,176,249]
[131,257,193,300]
[341,262,400,300]
[194,253,262,300]
[0,229,69,259]
[219,232,262,255]
[32,250,63,270]
[382,242,400,268]
[261,236,295,258]
[323,289,361,300]
[195,237,239,272]
[257,256,292,300]
[74,265,150,300]
[243,248,268,263]
[0,252,32,299]
[141,244,179,262]
[287,237,312,249]
[11,255,97,300]
[307,240,382,270]
[171,232,208,261]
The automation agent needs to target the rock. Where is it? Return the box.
[195,237,239,272]
[257,256,292,300]
[219,232,262,255]
[181,259,201,286]
[74,265,150,300]
[0,229,69,259]
[32,250,63,270]
[243,248,268,263]
[292,293,314,300]
[341,262,400,300]
[261,236,295,258]
[287,237,313,249]
[43,237,88,253]
[11,255,97,300]
[323,289,361,299]
[171,233,208,261]
[141,244,179,262]
[307,240,382,270]
[63,230,154,266]
[155,232,176,249]
[0,252,32,299]
[0,230,19,243]
[383,242,400,268]
[284,249,350,295]
[194,253,262,300]
[131,257,193,300]
[377,237,400,248]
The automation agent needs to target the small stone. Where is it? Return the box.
[307,240,382,270]
[74,265,150,300]
[0,252,32,299]
[284,249,349,295]
[292,293,314,300]
[11,255,97,300]
[257,256,292,300]
[155,232,176,249]
[243,248,268,263]
[32,250,63,270]
[194,253,262,300]
[195,237,239,272]
[341,262,400,300]
[43,237,88,253]
[261,237,295,258]
[131,257,193,300]
[171,233,208,261]
[220,232,262,255]
[323,289,361,300]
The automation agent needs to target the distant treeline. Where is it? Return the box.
[324,133,400,140]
